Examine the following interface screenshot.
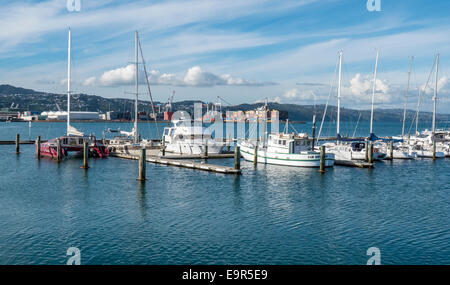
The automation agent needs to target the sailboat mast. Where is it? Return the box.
[337,51,342,138]
[369,50,379,135]
[134,31,139,143]
[67,29,71,136]
[402,56,413,138]
[432,53,439,134]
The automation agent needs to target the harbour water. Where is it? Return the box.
[0,121,449,264]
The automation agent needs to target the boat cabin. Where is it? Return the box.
[266,133,314,154]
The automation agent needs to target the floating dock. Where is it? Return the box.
[111,152,241,175]
[0,140,44,145]
[334,160,373,168]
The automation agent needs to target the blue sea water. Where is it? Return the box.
[0,121,449,265]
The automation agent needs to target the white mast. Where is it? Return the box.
[134,31,139,143]
[402,56,413,138]
[432,53,439,134]
[369,49,379,135]
[337,50,343,138]
[67,28,71,136]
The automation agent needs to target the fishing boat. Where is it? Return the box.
[162,118,225,155]
[37,29,108,159]
[237,101,334,167]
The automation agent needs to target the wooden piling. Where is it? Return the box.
[253,141,258,166]
[56,138,61,162]
[368,142,374,164]
[36,136,41,159]
[432,140,436,160]
[15,134,20,154]
[319,145,326,173]
[389,140,394,159]
[162,136,166,156]
[203,142,208,158]
[365,140,369,162]
[234,146,241,170]
[81,141,89,169]
[137,148,146,181]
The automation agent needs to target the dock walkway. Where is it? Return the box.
[111,152,241,175]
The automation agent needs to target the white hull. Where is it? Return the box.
[239,144,334,168]
[389,150,417,159]
[165,141,224,155]
[415,150,445,158]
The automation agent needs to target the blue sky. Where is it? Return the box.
[0,0,449,112]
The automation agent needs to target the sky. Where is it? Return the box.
[0,0,450,113]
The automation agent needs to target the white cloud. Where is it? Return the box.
[347,73,390,103]
[85,65,275,87]
[282,88,317,101]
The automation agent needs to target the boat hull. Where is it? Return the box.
[239,144,334,168]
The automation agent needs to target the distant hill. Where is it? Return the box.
[1,84,449,122]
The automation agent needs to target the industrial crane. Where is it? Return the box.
[165,90,175,112]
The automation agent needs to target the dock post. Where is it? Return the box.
[368,142,374,164]
[432,140,436,160]
[36,136,41,159]
[204,142,208,158]
[319,145,326,173]
[56,138,61,162]
[365,140,369,162]
[162,136,166,156]
[389,141,394,159]
[227,134,231,152]
[15,134,20,154]
[234,146,241,170]
[137,148,146,181]
[81,141,89,169]
[253,141,258,166]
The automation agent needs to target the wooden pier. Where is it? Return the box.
[0,140,45,145]
[111,152,241,175]
[334,160,373,168]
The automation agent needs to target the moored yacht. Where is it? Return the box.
[162,119,225,155]
[38,29,108,159]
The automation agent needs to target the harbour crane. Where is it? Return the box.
[165,90,175,112]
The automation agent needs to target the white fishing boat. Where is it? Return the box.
[239,132,335,167]
[162,119,225,155]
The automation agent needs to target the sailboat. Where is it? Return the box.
[37,29,109,159]
[237,101,335,168]
[384,56,416,159]
[322,51,385,161]
[406,54,445,158]
[107,31,160,155]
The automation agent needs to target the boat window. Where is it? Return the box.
[282,140,286,146]
[164,129,169,135]
[79,138,83,144]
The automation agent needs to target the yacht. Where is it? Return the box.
[162,119,225,155]
[38,29,108,159]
